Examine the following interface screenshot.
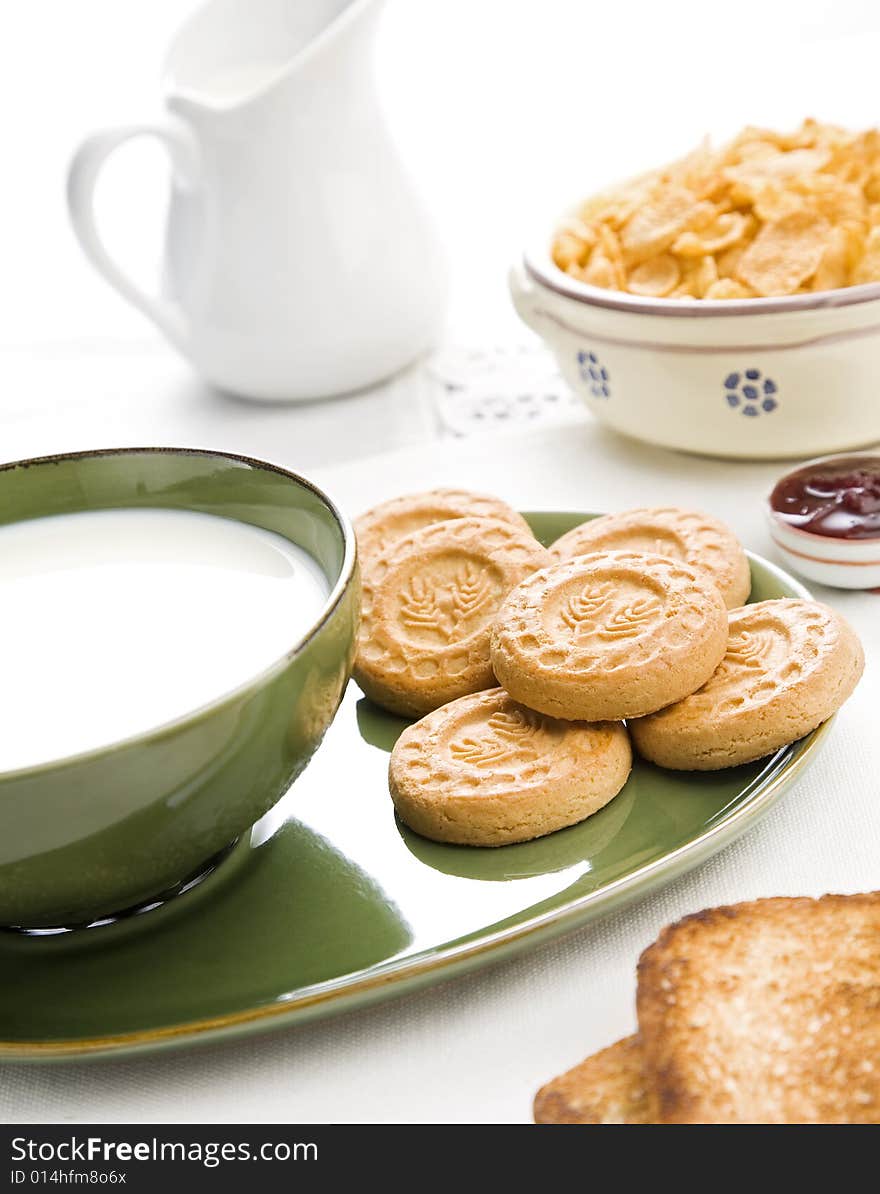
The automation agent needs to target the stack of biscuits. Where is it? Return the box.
[534,891,880,1124]
[353,489,864,847]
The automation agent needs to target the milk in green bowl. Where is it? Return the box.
[0,449,359,929]
[0,508,329,772]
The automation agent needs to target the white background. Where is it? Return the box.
[1,0,879,1123]
[5,0,880,351]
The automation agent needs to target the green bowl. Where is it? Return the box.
[0,448,360,929]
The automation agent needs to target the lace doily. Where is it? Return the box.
[426,344,582,437]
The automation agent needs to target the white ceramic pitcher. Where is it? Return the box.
[67,0,446,402]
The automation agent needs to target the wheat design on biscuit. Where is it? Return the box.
[706,627,782,708]
[398,575,442,633]
[392,555,504,653]
[726,627,775,668]
[601,598,661,639]
[684,613,810,713]
[490,550,728,722]
[559,583,612,633]
[448,708,542,768]
[388,688,632,846]
[399,561,495,643]
[561,583,662,641]
[631,599,865,770]
[354,516,551,717]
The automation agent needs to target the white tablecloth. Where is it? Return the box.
[5,0,880,1127]
[3,419,877,1124]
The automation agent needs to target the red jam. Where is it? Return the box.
[770,455,880,540]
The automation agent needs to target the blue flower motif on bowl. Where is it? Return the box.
[577,350,611,399]
[723,369,778,417]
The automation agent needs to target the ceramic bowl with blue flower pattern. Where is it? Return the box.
[509,234,880,460]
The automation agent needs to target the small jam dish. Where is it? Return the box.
[765,453,880,589]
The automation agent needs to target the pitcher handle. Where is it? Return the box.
[66,118,200,350]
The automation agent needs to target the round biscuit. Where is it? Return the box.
[355,489,531,571]
[630,598,864,770]
[549,507,751,609]
[355,516,550,716]
[490,550,729,721]
[389,687,632,846]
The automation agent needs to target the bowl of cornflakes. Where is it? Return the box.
[510,120,880,459]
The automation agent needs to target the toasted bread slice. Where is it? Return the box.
[534,1035,658,1124]
[637,893,880,1124]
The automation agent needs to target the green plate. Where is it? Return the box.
[0,511,825,1062]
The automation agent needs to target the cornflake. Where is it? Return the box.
[551,120,880,299]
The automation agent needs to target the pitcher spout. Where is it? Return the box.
[162,0,384,112]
